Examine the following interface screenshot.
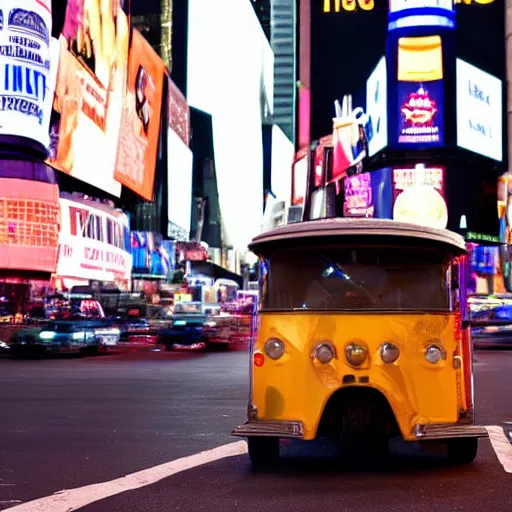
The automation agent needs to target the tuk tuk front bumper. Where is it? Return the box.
[232,419,489,441]
[232,420,304,439]
[414,423,488,440]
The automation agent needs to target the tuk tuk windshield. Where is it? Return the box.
[264,246,453,312]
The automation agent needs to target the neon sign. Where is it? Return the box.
[454,0,494,4]
[323,0,374,12]
[397,82,444,145]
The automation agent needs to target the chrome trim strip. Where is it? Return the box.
[232,420,304,439]
[414,423,488,440]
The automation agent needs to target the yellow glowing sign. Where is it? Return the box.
[323,0,374,12]
[322,0,494,13]
[454,0,494,4]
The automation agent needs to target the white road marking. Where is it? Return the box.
[5,441,248,512]
[485,426,512,473]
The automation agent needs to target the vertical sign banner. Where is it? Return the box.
[114,30,164,201]
[47,0,129,197]
[0,0,54,152]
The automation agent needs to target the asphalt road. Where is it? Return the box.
[0,347,511,511]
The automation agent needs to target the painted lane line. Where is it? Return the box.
[6,441,248,512]
[485,426,512,473]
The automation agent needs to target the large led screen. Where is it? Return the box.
[0,0,57,153]
[167,128,193,239]
[187,0,272,251]
[47,1,130,197]
[366,57,387,157]
[456,59,502,162]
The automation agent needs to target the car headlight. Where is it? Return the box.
[204,321,217,328]
[380,342,400,364]
[425,343,446,364]
[264,338,285,360]
[72,332,85,340]
[345,343,368,367]
[312,342,335,364]
[39,331,55,340]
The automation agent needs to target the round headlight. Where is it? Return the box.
[425,344,445,364]
[264,338,285,360]
[313,343,335,364]
[380,342,400,364]
[345,343,367,367]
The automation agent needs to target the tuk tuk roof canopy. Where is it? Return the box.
[249,219,467,253]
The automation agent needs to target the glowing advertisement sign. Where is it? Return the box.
[392,166,448,229]
[456,59,502,162]
[344,172,374,217]
[366,57,387,157]
[322,0,375,12]
[0,0,57,152]
[56,197,132,283]
[389,0,454,12]
[397,81,444,146]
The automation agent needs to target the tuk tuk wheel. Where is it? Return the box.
[248,437,280,468]
[447,437,479,465]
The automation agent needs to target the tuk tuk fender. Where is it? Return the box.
[234,312,485,443]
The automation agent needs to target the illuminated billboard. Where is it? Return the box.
[47,0,130,197]
[0,177,59,274]
[114,30,165,201]
[0,0,57,154]
[366,57,387,157]
[56,195,132,284]
[456,59,502,162]
[392,166,448,229]
[394,35,444,147]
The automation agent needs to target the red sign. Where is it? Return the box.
[0,178,60,275]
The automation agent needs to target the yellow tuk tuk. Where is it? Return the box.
[233,218,488,467]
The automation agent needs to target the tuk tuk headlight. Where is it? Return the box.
[264,338,285,360]
[425,344,446,364]
[345,343,367,367]
[312,343,335,364]
[380,342,400,364]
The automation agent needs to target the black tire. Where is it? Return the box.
[248,437,280,469]
[447,437,479,465]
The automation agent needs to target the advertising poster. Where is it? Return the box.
[114,30,164,201]
[456,59,502,162]
[392,166,448,229]
[397,81,444,146]
[47,0,130,197]
[366,57,387,157]
[56,196,132,283]
[0,0,55,152]
[343,172,374,218]
[131,232,174,277]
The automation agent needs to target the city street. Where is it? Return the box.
[0,347,511,512]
